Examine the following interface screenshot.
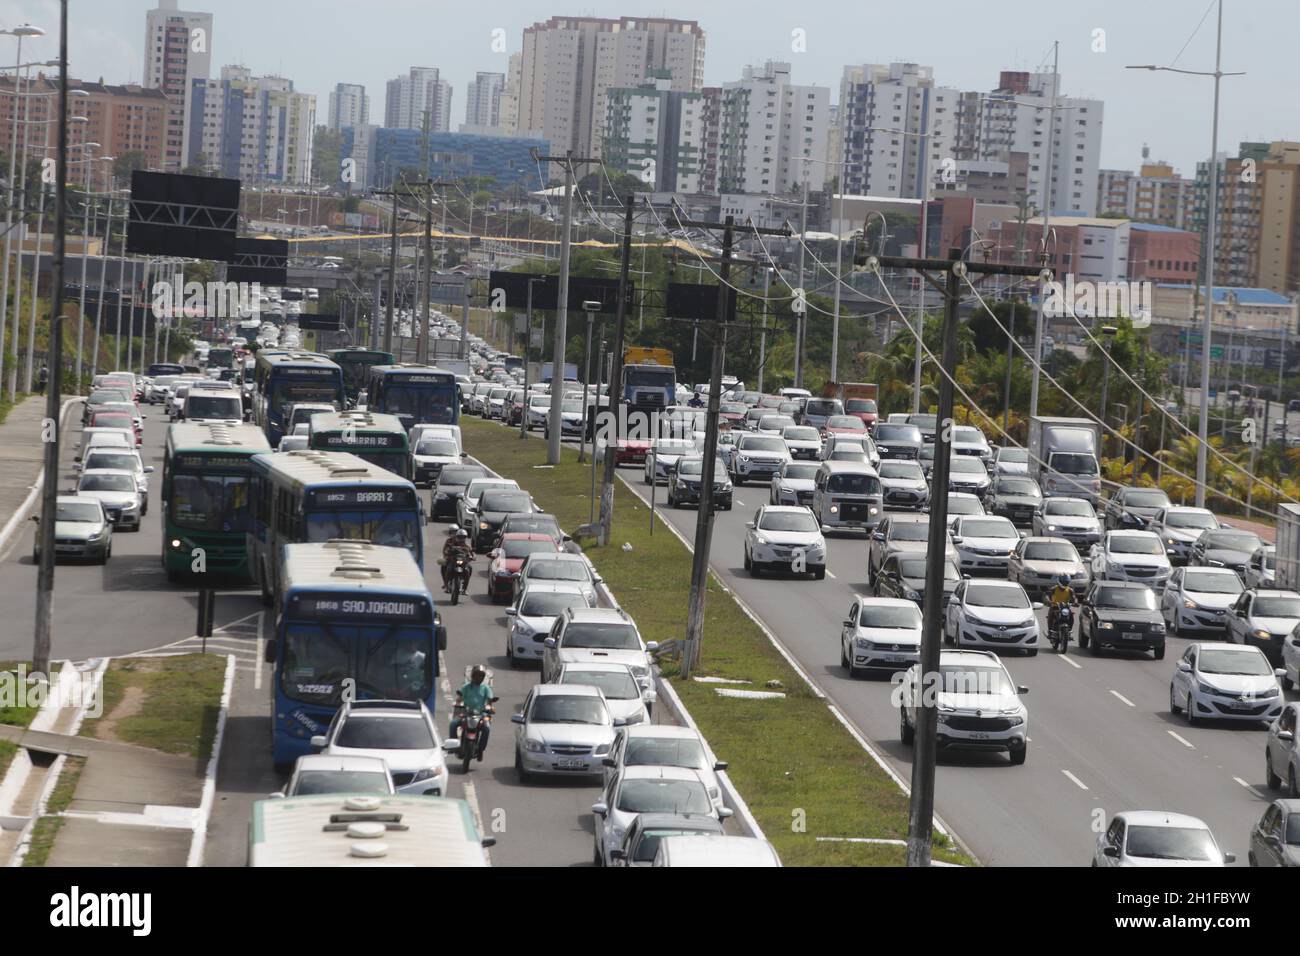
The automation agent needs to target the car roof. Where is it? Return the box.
[1093,580,1150,590]
[527,552,588,565]
[957,514,1013,527]
[80,468,136,477]
[293,754,389,773]
[760,505,813,514]
[56,494,98,506]
[533,682,603,698]
[1249,589,1300,598]
[620,765,704,783]
[937,649,1005,666]
[1106,529,1160,539]
[1021,536,1072,546]
[1191,641,1263,652]
[622,724,701,740]
[517,581,587,596]
[1116,810,1211,829]
[964,578,1022,589]
[565,607,627,623]
[559,661,637,675]
[1163,505,1213,514]
[854,596,919,609]
[634,812,724,831]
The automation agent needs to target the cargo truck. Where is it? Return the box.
[822,382,879,429]
[1028,416,1102,505]
[1277,503,1300,592]
[621,347,676,410]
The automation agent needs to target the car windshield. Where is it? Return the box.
[1166,511,1217,529]
[94,414,132,428]
[1024,543,1076,562]
[466,481,515,500]
[948,496,982,515]
[759,416,795,430]
[84,453,139,472]
[438,466,486,488]
[561,400,583,413]
[998,448,1028,463]
[480,491,532,513]
[908,414,937,429]
[1109,535,1164,555]
[782,463,820,481]
[953,427,985,444]
[1046,499,1094,517]
[560,669,639,700]
[520,592,589,617]
[562,623,639,650]
[502,538,556,560]
[416,439,458,456]
[617,778,712,815]
[529,695,608,725]
[624,736,709,772]
[959,519,1016,539]
[336,715,434,750]
[880,462,924,480]
[1182,571,1243,595]
[966,585,1030,609]
[889,521,929,541]
[739,437,785,453]
[1286,814,1300,846]
[503,515,559,536]
[634,828,713,862]
[90,390,130,404]
[526,560,589,583]
[859,604,922,629]
[901,558,961,581]
[1252,597,1300,618]
[845,399,877,413]
[937,664,1015,695]
[950,458,985,474]
[875,425,921,442]
[1095,586,1157,610]
[1125,825,1219,862]
[305,511,419,553]
[1202,531,1262,553]
[758,511,819,533]
[784,427,820,441]
[79,474,135,493]
[826,473,881,496]
[827,416,863,429]
[997,479,1040,497]
[292,770,390,796]
[56,502,102,523]
[1123,490,1171,508]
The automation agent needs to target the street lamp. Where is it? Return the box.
[1127,0,1244,507]
[74,139,100,388]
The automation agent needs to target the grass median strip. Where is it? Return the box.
[22,756,86,868]
[461,418,968,866]
[79,655,225,759]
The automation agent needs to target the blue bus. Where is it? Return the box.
[269,540,439,768]
[365,365,460,433]
[247,449,425,607]
[253,350,345,445]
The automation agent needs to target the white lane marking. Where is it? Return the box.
[1234,776,1267,800]
[439,651,452,699]
[1168,730,1196,749]
[825,570,836,579]
[1056,653,1082,670]
[461,777,491,865]
[254,611,264,691]
[735,499,745,506]
[1109,689,1134,707]
[1061,770,1090,791]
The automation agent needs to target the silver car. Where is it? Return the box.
[555,662,654,726]
[513,683,623,780]
[311,699,449,797]
[75,469,142,530]
[33,495,112,564]
[1159,566,1243,636]
[1031,496,1102,550]
[281,754,394,797]
[1007,536,1088,598]
[769,460,819,508]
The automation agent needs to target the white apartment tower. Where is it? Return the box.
[720,61,829,196]
[604,73,704,192]
[517,16,706,161]
[839,62,942,199]
[384,67,453,132]
[499,52,522,135]
[465,72,504,130]
[327,82,369,131]
[190,65,316,185]
[143,0,213,171]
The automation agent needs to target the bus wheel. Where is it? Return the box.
[260,568,273,607]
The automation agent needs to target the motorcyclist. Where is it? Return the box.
[687,392,705,408]
[1047,573,1076,634]
[441,526,473,592]
[449,664,495,760]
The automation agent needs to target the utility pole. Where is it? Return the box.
[795,173,808,388]
[373,184,401,355]
[418,112,432,366]
[1029,40,1059,421]
[33,0,68,676]
[534,148,598,465]
[91,192,111,377]
[759,267,770,394]
[598,194,635,547]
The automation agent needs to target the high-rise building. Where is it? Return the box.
[517,16,705,161]
[718,61,828,196]
[142,0,213,172]
[1194,144,1267,291]
[327,82,369,131]
[1096,151,1197,229]
[499,53,522,135]
[604,72,703,192]
[189,66,316,184]
[465,72,504,130]
[384,67,453,132]
[697,87,723,195]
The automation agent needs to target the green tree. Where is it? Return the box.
[312,127,343,185]
[113,151,149,181]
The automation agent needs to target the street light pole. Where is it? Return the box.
[1028,41,1059,420]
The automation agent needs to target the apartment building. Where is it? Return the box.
[327,82,369,131]
[718,61,828,196]
[384,67,453,132]
[142,0,213,172]
[189,65,316,184]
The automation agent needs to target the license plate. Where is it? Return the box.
[556,757,586,769]
[1228,701,1253,710]
[56,546,80,553]
[968,732,990,740]
[885,655,907,663]
[1122,632,1143,641]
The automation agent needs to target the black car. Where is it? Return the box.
[874,553,961,609]
[1188,528,1264,576]
[430,462,488,521]
[666,457,733,511]
[1104,486,1173,531]
[473,489,536,552]
[985,476,1043,527]
[872,423,923,460]
[1079,580,1166,659]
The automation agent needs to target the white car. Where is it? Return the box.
[1007,536,1088,598]
[513,683,623,781]
[1094,811,1234,867]
[1170,642,1286,725]
[78,448,154,504]
[1148,506,1220,565]
[277,435,309,453]
[1031,496,1102,550]
[76,426,135,460]
[743,505,826,579]
[504,582,595,666]
[877,460,929,511]
[75,469,143,530]
[947,455,991,496]
[1159,567,1243,636]
[555,662,654,726]
[643,437,700,485]
[281,754,394,797]
[411,433,462,488]
[756,414,796,437]
[1224,589,1300,664]
[1264,703,1300,794]
[516,552,601,607]
[601,724,728,809]
[950,515,1021,575]
[945,492,985,531]
[311,699,449,797]
[944,578,1042,656]
[990,446,1030,477]
[1090,530,1172,588]
[769,460,818,507]
[456,477,520,529]
[840,596,923,675]
[592,765,731,866]
[1245,545,1277,590]
[899,649,1030,764]
[729,433,791,485]
[780,425,822,461]
[541,606,657,686]
[951,425,992,465]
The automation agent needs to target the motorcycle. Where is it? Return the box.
[451,698,499,773]
[1049,605,1073,654]
[439,553,473,605]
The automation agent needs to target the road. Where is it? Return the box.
[0,408,660,867]
[603,451,1296,867]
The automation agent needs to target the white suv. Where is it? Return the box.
[898,649,1030,765]
[944,578,1042,656]
[729,433,791,485]
[541,606,658,686]
[840,596,922,675]
[1090,530,1172,588]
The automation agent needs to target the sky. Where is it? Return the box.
[0,0,1295,175]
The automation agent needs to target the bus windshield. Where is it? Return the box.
[171,472,253,532]
[279,622,433,705]
[384,383,458,423]
[305,510,420,557]
[271,377,343,419]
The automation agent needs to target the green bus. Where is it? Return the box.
[329,348,395,403]
[161,420,272,582]
[307,410,413,481]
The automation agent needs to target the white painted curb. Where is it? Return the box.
[187,653,236,867]
[0,396,81,554]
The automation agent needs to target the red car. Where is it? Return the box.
[717,402,747,428]
[613,437,652,465]
[845,397,879,431]
[487,533,558,603]
[822,414,870,443]
[90,411,141,444]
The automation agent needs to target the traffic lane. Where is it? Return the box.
[623,475,1278,864]
[0,409,229,662]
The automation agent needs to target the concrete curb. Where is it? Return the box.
[187,653,235,867]
[0,396,81,555]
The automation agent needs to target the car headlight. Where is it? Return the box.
[1003,715,1024,727]
[1252,628,1271,640]
[829,504,839,514]
[1258,686,1280,698]
[524,738,547,753]
[936,714,951,725]
[869,506,879,515]
[739,455,750,463]
[1151,622,1166,633]
[1183,598,1199,609]
[593,743,611,756]
[1208,559,1225,567]
[630,664,650,679]
[88,530,104,541]
[1097,621,1114,630]
[1046,524,1057,531]
[1196,682,1219,696]
[754,534,768,546]
[904,588,921,600]
[855,637,871,649]
[411,767,441,783]
[1107,561,1123,573]
[513,622,534,639]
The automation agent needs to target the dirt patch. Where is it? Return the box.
[89,685,145,744]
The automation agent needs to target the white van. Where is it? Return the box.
[813,460,884,533]
[409,423,463,456]
[653,834,781,867]
[182,383,244,422]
